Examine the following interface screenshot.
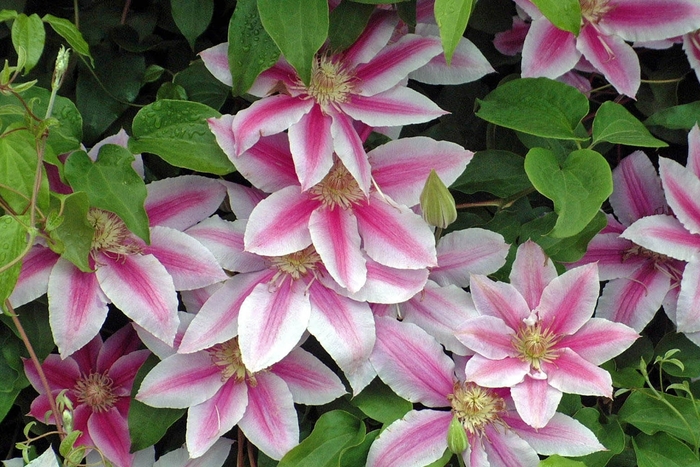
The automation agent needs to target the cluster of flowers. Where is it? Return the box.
[10,0,700,466]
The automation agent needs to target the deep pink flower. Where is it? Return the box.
[23,325,150,467]
[367,317,604,466]
[456,241,638,428]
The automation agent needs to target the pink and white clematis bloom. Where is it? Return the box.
[136,334,345,459]
[456,240,638,428]
[11,175,227,357]
[201,10,447,193]
[367,317,605,467]
[23,325,150,467]
[570,151,684,331]
[622,125,700,344]
[515,0,700,97]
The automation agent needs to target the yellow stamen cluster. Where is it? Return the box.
[208,338,256,386]
[74,371,118,412]
[306,55,356,109]
[88,208,143,259]
[269,246,322,281]
[448,382,506,435]
[309,161,365,210]
[512,321,561,371]
[580,0,613,25]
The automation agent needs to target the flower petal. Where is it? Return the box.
[469,274,531,331]
[10,245,58,307]
[660,157,700,235]
[235,133,298,192]
[510,377,561,429]
[207,114,236,160]
[600,0,700,42]
[687,124,700,179]
[481,423,541,466]
[545,348,613,397]
[622,214,700,261]
[224,181,267,220]
[270,347,346,405]
[510,240,558,310]
[88,409,134,467]
[509,412,605,456]
[347,258,429,304]
[199,43,232,86]
[23,354,79,393]
[456,315,517,360]
[557,318,639,364]
[331,112,372,194]
[610,150,666,226]
[521,17,580,79]
[145,175,226,230]
[464,354,529,388]
[570,232,642,280]
[676,259,700,332]
[288,104,334,190]
[343,10,397,67]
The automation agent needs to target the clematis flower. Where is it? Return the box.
[622,125,700,344]
[10,176,227,357]
[515,0,700,97]
[23,325,150,467]
[201,10,447,193]
[570,151,684,332]
[136,334,345,459]
[86,438,232,467]
[456,240,638,428]
[367,317,605,467]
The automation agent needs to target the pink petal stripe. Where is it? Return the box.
[622,214,700,261]
[23,354,80,393]
[239,372,299,460]
[510,412,605,456]
[238,278,310,372]
[340,86,448,127]
[244,186,316,256]
[107,350,150,392]
[289,104,334,190]
[463,354,530,388]
[48,259,109,358]
[510,377,561,429]
[10,245,58,307]
[97,324,142,371]
[356,34,443,96]
[676,259,700,332]
[271,347,346,405]
[482,423,542,466]
[89,409,133,467]
[309,207,366,293]
[366,410,451,467]
[510,240,558,310]
[684,33,700,89]
[144,226,227,290]
[688,124,700,179]
[232,95,312,156]
[660,157,700,235]
[456,315,516,359]
[347,259,429,304]
[469,274,531,331]
[145,175,226,230]
[248,60,299,97]
[600,0,700,42]
[368,136,472,207]
[557,317,639,365]
[237,133,298,192]
[494,16,530,56]
[225,182,267,220]
[610,151,666,226]
[577,24,640,97]
[355,193,437,269]
[343,10,397,68]
[521,17,580,79]
[207,114,236,160]
[371,318,454,407]
[537,263,599,336]
[199,43,232,86]
[330,112,372,194]
[186,380,248,458]
[545,348,613,397]
[570,232,642,280]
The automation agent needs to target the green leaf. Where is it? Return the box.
[0,129,49,214]
[476,78,589,140]
[525,148,612,238]
[645,101,700,131]
[522,210,607,262]
[1,298,56,360]
[42,14,94,66]
[46,192,93,272]
[349,0,410,3]
[64,146,150,243]
[592,101,668,148]
[434,0,474,65]
[258,0,328,85]
[11,13,45,74]
[129,99,236,175]
[129,354,186,450]
[619,389,700,445]
[170,0,214,49]
[451,150,531,198]
[339,430,378,467]
[539,456,587,467]
[0,215,27,311]
[530,0,581,35]
[173,60,230,109]
[0,328,27,423]
[633,432,700,467]
[278,410,364,467]
[350,378,413,425]
[572,408,625,467]
[156,82,188,101]
[654,333,700,379]
[0,10,18,22]
[227,0,281,96]
[328,1,375,52]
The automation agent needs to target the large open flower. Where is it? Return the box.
[201,10,446,193]
[23,325,150,467]
[367,317,604,466]
[456,241,638,428]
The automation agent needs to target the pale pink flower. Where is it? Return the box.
[570,151,684,332]
[23,325,150,467]
[456,241,638,428]
[11,176,227,357]
[367,317,605,467]
[515,0,700,97]
[201,10,447,193]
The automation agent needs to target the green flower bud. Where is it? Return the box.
[420,169,457,229]
[447,414,469,454]
[52,46,70,90]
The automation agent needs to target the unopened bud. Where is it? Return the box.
[52,46,70,90]
[420,169,457,229]
[62,408,73,432]
[447,415,469,454]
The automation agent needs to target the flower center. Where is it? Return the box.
[623,244,683,285]
[74,372,118,412]
[580,0,612,24]
[512,321,560,371]
[306,54,356,109]
[269,245,322,281]
[88,208,143,259]
[448,382,506,435]
[309,160,365,210]
[208,338,256,385]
